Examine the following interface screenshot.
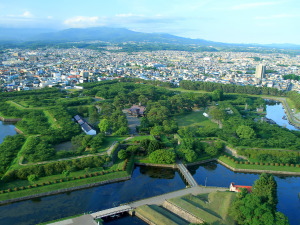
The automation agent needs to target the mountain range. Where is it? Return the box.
[0,27,299,50]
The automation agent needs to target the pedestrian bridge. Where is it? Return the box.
[177,162,198,187]
[91,205,132,219]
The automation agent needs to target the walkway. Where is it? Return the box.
[128,186,227,208]
[177,162,198,187]
[91,205,132,219]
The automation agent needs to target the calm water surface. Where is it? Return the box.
[189,162,300,225]
[265,102,298,130]
[0,166,184,225]
[0,121,17,143]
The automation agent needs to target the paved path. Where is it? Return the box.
[177,162,198,187]
[128,185,227,208]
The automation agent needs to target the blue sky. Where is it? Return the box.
[0,0,299,44]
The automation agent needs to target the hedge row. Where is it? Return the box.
[0,169,125,194]
[223,155,300,167]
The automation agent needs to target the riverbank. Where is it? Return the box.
[265,97,300,128]
[0,172,131,205]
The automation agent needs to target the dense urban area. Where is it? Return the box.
[1,47,300,92]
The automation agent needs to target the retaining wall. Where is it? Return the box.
[162,200,203,224]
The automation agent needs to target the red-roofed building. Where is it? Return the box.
[230,182,252,193]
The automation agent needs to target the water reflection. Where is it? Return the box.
[265,101,299,130]
[0,121,17,143]
[190,162,300,225]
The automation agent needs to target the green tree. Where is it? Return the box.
[236,125,256,139]
[118,149,129,159]
[149,149,176,164]
[27,174,38,183]
[98,119,110,133]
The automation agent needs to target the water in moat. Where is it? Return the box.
[0,121,17,144]
[265,101,299,130]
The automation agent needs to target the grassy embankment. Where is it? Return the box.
[168,192,236,225]
[218,155,300,173]
[0,157,134,202]
[136,191,235,225]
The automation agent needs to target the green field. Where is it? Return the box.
[175,111,218,128]
[136,205,188,225]
[168,191,236,225]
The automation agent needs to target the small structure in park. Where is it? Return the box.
[74,115,97,135]
[127,104,146,117]
[229,182,252,193]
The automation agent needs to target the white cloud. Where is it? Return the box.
[63,16,102,28]
[255,14,298,20]
[21,11,33,18]
[230,2,280,10]
[63,14,180,28]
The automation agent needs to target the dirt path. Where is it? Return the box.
[122,110,141,135]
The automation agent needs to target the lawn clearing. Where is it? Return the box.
[175,111,218,128]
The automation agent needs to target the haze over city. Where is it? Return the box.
[0,0,299,44]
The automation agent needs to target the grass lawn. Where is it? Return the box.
[97,136,128,153]
[125,135,155,143]
[136,205,181,225]
[44,110,61,129]
[218,156,300,173]
[169,191,236,225]
[175,111,218,128]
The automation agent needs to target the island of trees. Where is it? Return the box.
[1,78,299,224]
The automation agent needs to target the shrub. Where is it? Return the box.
[255,162,259,165]
[291,164,294,167]
[245,161,249,165]
[275,163,279,166]
[260,162,264,166]
[265,163,269,166]
[280,163,284,166]
[285,163,290,167]
[296,164,300,168]
[13,187,18,191]
[270,163,274,166]
[7,188,12,192]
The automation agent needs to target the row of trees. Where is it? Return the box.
[230,173,289,225]
[180,80,285,96]
[238,149,299,164]
[4,155,108,181]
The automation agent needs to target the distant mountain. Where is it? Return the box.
[33,27,219,46]
[0,28,55,41]
[0,26,300,50]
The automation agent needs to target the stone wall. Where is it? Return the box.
[0,116,21,122]
[162,200,204,224]
[0,176,131,206]
[135,162,177,168]
[217,159,300,175]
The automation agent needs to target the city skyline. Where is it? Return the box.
[0,0,299,45]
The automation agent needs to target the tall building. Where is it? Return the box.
[255,64,266,79]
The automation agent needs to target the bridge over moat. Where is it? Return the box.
[49,163,226,225]
[177,162,198,187]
